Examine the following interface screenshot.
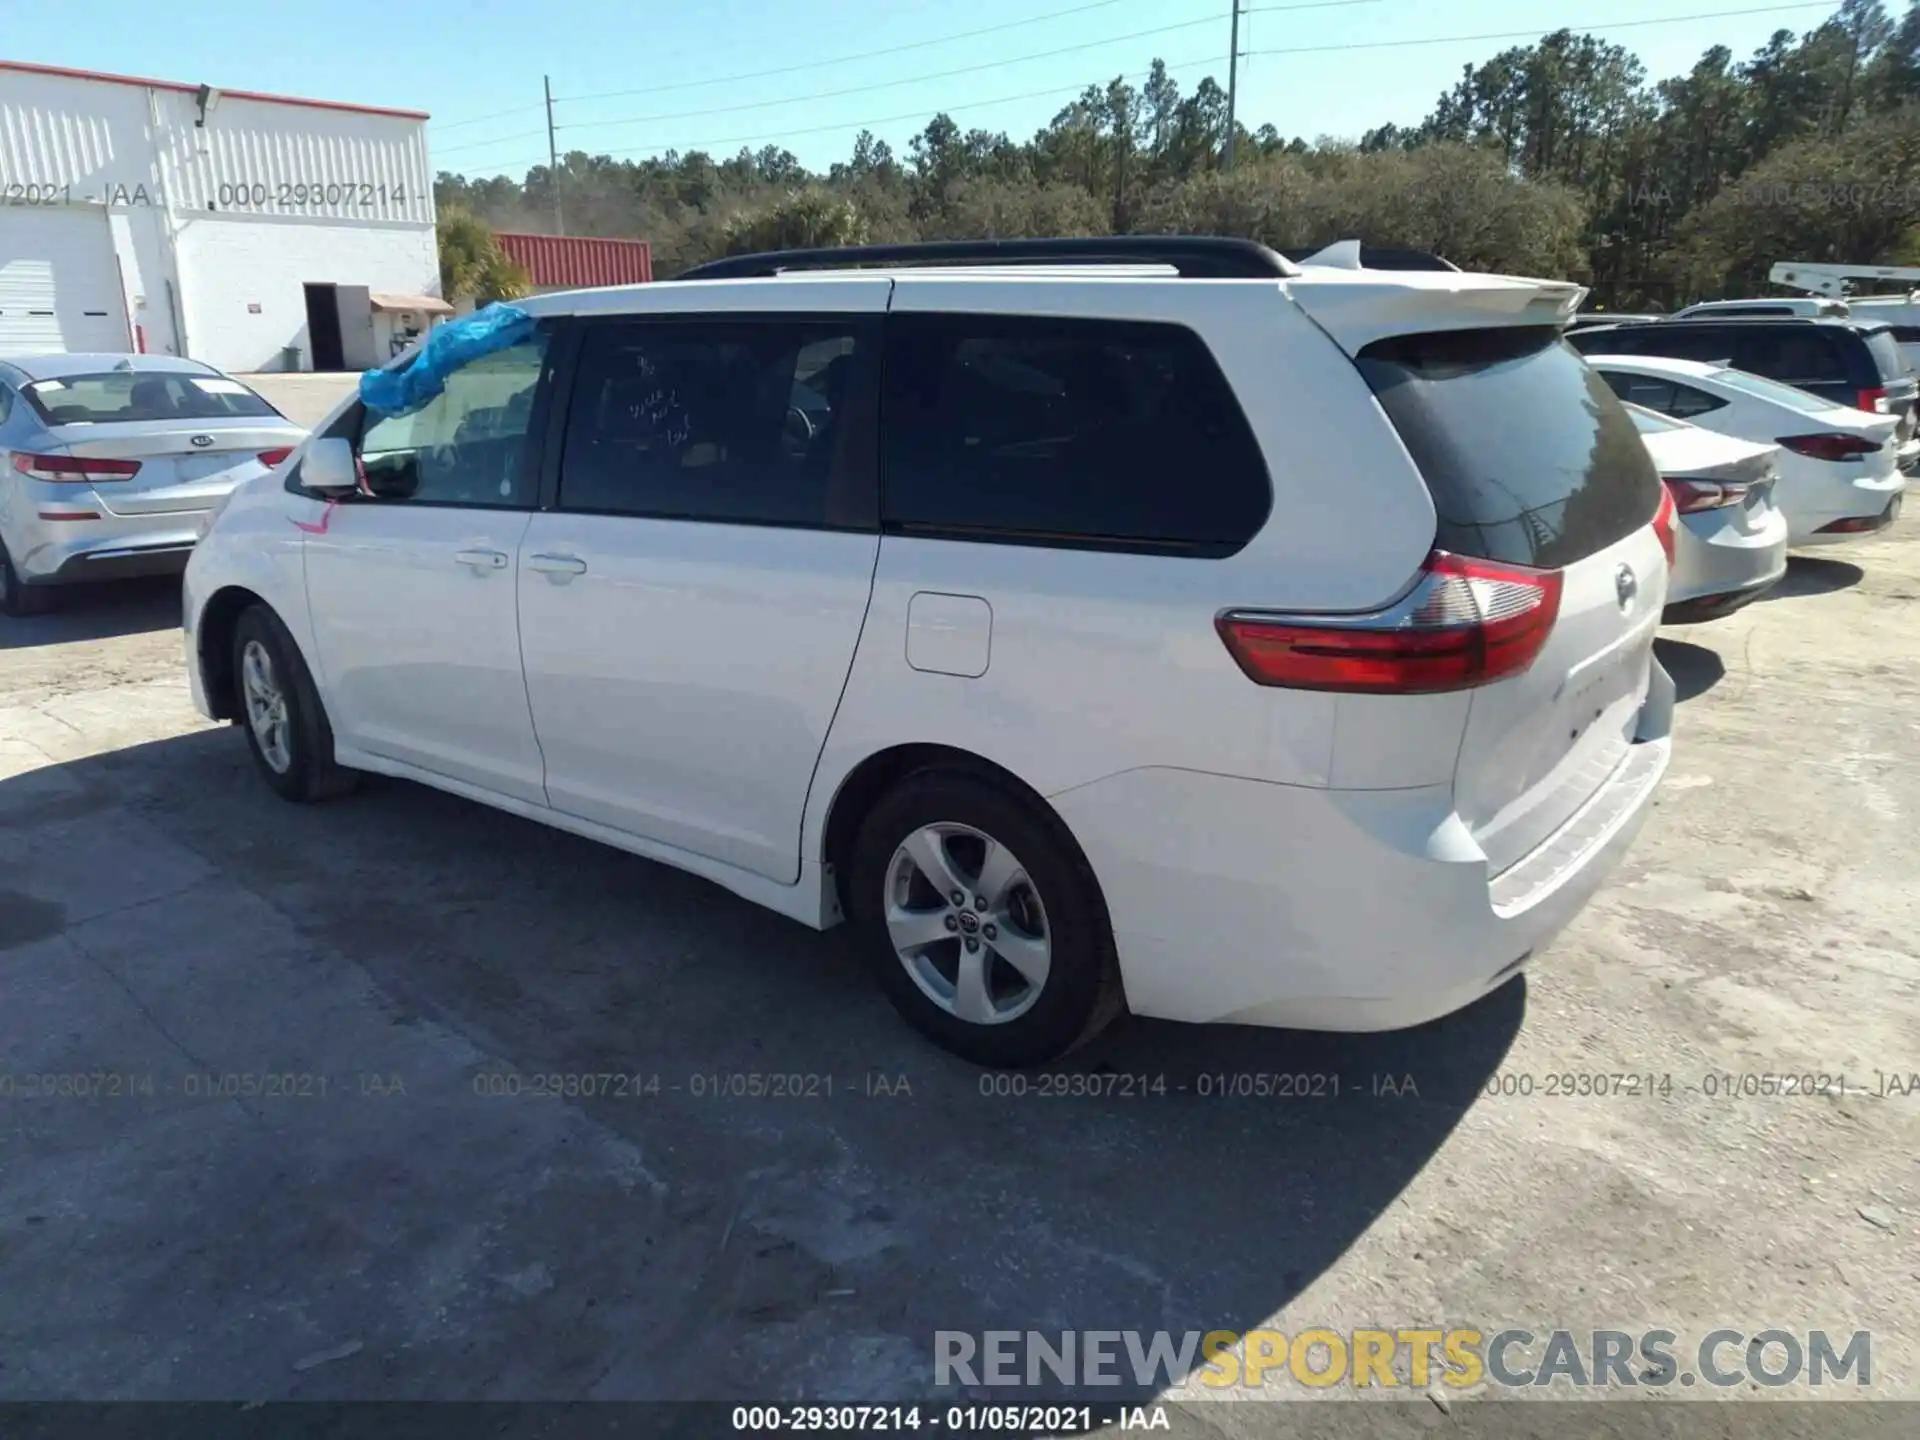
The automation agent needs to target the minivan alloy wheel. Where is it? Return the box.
[240,639,293,774]
[884,822,1051,1025]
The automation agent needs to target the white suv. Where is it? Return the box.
[182,237,1676,1068]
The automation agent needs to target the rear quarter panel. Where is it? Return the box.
[803,277,1443,864]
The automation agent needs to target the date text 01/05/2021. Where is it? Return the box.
[730,1404,1168,1433]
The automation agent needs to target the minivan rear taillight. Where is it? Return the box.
[1857,386,1888,414]
[1217,551,1563,695]
[1651,485,1677,566]
[11,452,142,482]
[1777,433,1882,462]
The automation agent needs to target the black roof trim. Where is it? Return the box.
[674,236,1301,282]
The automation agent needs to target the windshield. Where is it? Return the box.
[1710,366,1847,414]
[22,371,280,426]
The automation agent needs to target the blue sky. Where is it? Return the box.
[5,0,1855,176]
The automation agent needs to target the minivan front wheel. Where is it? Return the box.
[230,605,357,803]
[849,770,1121,1067]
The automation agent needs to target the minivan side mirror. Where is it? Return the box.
[300,436,360,494]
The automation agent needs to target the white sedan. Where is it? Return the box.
[1622,403,1788,622]
[1586,353,1906,544]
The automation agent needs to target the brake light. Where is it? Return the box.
[1776,433,1882,462]
[1857,386,1888,413]
[11,452,142,482]
[1652,485,1677,566]
[1664,477,1749,514]
[257,447,295,468]
[1217,551,1562,695]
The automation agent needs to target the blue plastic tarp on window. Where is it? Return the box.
[359,302,535,418]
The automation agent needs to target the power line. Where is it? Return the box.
[557,17,1222,134]
[1243,2,1838,60]
[557,0,1135,106]
[602,53,1232,161]
[555,0,1380,138]
[433,102,549,133]
[444,0,1836,175]
[460,52,1231,175]
[437,127,553,157]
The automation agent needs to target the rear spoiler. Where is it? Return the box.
[1282,269,1589,356]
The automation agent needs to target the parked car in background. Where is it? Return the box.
[1585,353,1907,543]
[1567,316,1918,452]
[1671,297,1850,320]
[1621,402,1787,621]
[1843,294,1920,370]
[1567,312,1664,330]
[182,235,1675,1067]
[0,355,304,617]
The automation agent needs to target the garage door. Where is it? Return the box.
[0,208,130,356]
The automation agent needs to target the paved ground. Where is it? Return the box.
[238,372,357,429]
[0,515,1915,1409]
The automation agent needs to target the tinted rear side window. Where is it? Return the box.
[880,314,1271,555]
[1358,327,1659,569]
[1861,327,1911,379]
[558,316,878,529]
[1736,328,1849,384]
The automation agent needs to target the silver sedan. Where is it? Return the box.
[0,354,306,616]
[1624,401,1789,623]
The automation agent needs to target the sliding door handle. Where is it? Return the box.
[526,553,588,577]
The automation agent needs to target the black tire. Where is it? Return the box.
[848,767,1123,1068]
[231,604,357,802]
[0,542,55,618]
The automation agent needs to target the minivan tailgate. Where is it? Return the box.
[1456,528,1666,874]
[1351,322,1668,878]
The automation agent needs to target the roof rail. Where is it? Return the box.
[674,235,1301,282]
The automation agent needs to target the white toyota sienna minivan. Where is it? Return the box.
[183,237,1676,1067]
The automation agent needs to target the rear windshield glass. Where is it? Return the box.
[22,371,279,425]
[1860,328,1912,380]
[1358,327,1660,569]
[1708,367,1838,413]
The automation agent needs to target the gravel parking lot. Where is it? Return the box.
[0,484,1915,1404]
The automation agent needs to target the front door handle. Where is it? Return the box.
[527,553,588,577]
[454,548,509,571]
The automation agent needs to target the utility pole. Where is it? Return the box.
[1224,0,1241,169]
[544,74,565,235]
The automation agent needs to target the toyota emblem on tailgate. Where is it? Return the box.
[1615,563,1638,610]
[190,434,214,448]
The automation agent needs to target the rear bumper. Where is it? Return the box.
[1052,660,1674,1032]
[1664,504,1787,619]
[1662,571,1782,623]
[1794,488,1904,545]
[6,511,202,585]
[1784,470,1906,544]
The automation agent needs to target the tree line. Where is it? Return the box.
[435,0,1920,307]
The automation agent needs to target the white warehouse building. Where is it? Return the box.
[0,60,444,374]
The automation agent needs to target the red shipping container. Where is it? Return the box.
[495,232,653,289]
